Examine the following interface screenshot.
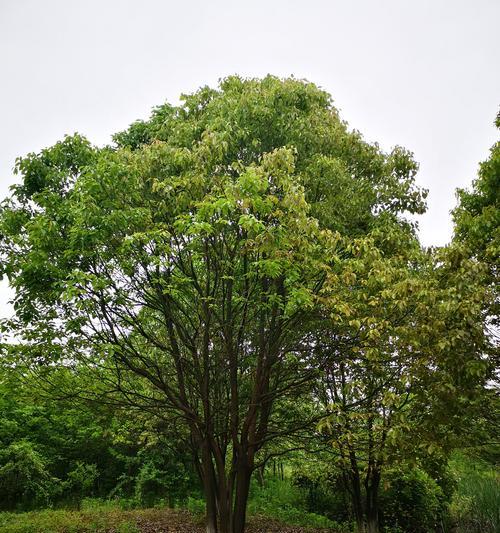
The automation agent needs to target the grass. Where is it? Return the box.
[0,496,342,533]
[0,500,197,533]
[0,506,141,533]
[449,451,500,533]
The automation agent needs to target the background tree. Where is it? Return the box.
[451,111,500,504]
[0,357,197,510]
[453,111,499,331]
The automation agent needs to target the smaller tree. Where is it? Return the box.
[317,228,489,533]
[451,110,500,485]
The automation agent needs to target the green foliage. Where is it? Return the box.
[0,440,59,509]
[247,477,343,530]
[379,467,448,533]
[0,366,118,505]
[292,463,350,523]
[186,496,206,517]
[453,111,499,330]
[449,452,500,533]
[448,110,500,533]
[0,364,197,511]
[0,76,494,532]
[315,237,488,531]
[134,452,193,507]
[64,462,99,499]
[453,111,499,265]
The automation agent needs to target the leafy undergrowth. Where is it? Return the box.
[246,479,344,530]
[0,507,340,533]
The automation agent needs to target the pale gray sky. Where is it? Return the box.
[0,0,499,317]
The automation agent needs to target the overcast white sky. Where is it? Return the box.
[0,0,499,317]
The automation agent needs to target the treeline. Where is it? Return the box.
[0,363,498,531]
[0,366,198,510]
[0,76,498,533]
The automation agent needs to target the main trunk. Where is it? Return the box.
[347,468,381,533]
[198,449,253,533]
[200,444,219,533]
[365,470,381,533]
[232,462,252,533]
[349,472,365,533]
[202,475,218,533]
[345,450,365,533]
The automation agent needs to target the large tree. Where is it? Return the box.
[0,76,427,532]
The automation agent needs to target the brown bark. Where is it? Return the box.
[350,470,365,533]
[364,469,381,533]
[232,460,253,533]
[201,471,218,533]
[198,440,220,533]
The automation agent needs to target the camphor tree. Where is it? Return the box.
[0,76,427,532]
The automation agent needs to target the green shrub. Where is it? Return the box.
[107,473,135,500]
[132,447,195,507]
[0,441,61,509]
[186,496,205,516]
[134,461,166,507]
[63,462,99,506]
[248,477,342,529]
[379,467,447,533]
[292,469,350,523]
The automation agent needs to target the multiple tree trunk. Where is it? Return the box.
[197,444,253,533]
[342,452,382,533]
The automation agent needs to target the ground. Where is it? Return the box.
[0,507,339,533]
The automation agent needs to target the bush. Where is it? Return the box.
[63,462,99,506]
[292,469,350,523]
[134,456,193,507]
[186,496,205,516]
[379,467,447,533]
[0,440,60,509]
[247,477,343,529]
[134,461,167,507]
